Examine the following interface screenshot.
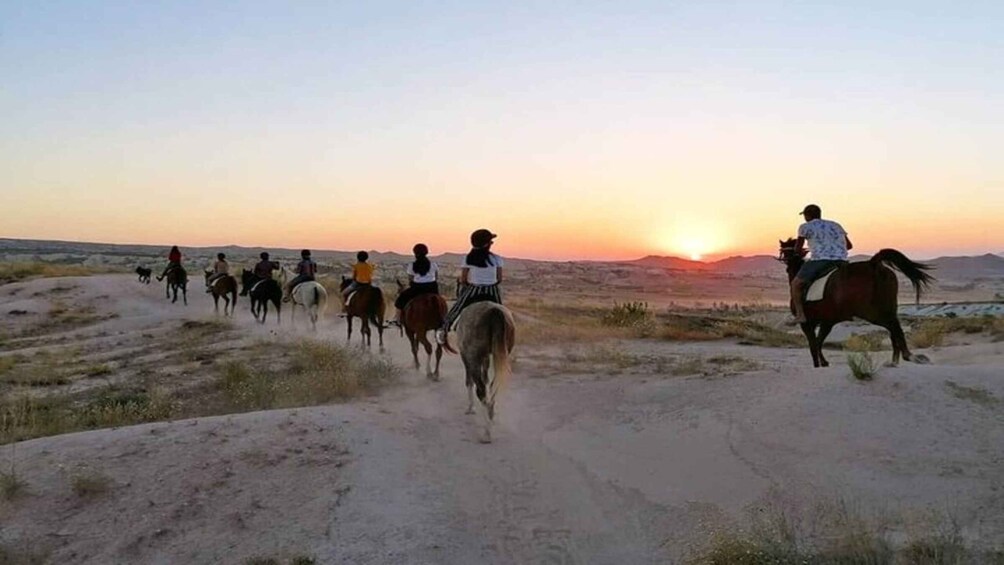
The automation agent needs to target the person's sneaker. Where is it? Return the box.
[435,329,447,345]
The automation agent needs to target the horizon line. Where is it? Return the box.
[1,236,1001,265]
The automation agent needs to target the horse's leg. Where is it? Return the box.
[880,318,910,365]
[182,284,187,305]
[464,363,476,414]
[433,342,443,379]
[361,318,371,348]
[800,322,820,368]
[274,300,281,325]
[421,333,434,378]
[816,322,835,367]
[213,294,220,315]
[407,330,420,370]
[478,358,493,443]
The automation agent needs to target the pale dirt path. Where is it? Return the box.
[2,275,1004,563]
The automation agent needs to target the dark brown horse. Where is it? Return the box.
[396,279,447,379]
[240,269,282,325]
[165,266,187,305]
[340,276,385,350]
[204,271,238,316]
[779,239,934,368]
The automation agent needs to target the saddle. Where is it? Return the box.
[249,278,269,294]
[805,266,841,302]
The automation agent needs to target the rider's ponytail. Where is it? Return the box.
[412,243,431,276]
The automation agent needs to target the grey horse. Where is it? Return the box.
[455,301,516,443]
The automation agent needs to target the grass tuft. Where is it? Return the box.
[1,470,26,501]
[847,352,876,381]
[70,468,111,498]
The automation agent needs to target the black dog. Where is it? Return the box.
[135,266,152,284]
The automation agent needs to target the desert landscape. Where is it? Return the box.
[1,239,1003,564]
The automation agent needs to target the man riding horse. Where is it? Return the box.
[790,204,853,323]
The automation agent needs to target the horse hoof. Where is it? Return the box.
[912,354,931,365]
[478,433,493,444]
[883,361,898,368]
[465,409,475,415]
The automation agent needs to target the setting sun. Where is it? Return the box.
[654,219,731,262]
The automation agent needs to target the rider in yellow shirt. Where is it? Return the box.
[342,251,375,307]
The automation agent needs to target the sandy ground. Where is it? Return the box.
[2,275,1004,564]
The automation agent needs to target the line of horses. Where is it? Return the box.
[132,238,934,443]
[138,262,514,441]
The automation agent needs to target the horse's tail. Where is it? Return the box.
[368,287,386,327]
[870,249,935,305]
[488,306,515,407]
[313,284,327,316]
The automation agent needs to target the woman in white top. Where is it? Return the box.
[392,243,440,325]
[436,229,504,344]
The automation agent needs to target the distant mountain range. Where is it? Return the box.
[2,238,1003,278]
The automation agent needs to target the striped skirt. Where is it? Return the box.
[443,283,502,330]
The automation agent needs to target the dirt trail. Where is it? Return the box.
[2,275,1004,563]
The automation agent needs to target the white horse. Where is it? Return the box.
[455,302,516,443]
[283,268,328,331]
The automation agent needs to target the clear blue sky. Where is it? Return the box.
[2,1,1002,259]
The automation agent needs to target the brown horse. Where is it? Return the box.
[779,239,934,368]
[204,271,238,316]
[455,302,516,443]
[165,266,188,305]
[396,279,447,380]
[340,276,386,350]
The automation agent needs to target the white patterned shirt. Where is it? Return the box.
[798,219,848,261]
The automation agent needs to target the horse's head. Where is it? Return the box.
[778,238,807,277]
[340,275,351,291]
[395,278,405,291]
[204,270,213,281]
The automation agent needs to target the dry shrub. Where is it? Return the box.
[70,468,111,498]
[910,320,947,349]
[660,315,802,348]
[0,357,15,375]
[847,352,876,381]
[602,301,651,327]
[0,261,114,284]
[1,470,26,501]
[219,339,398,410]
[909,316,1002,349]
[686,493,996,565]
[843,332,887,352]
[0,387,174,444]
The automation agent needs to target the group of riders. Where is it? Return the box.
[156,228,505,345]
[155,204,845,339]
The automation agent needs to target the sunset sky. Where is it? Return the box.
[2,1,1002,261]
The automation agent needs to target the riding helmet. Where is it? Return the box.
[470,229,497,248]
